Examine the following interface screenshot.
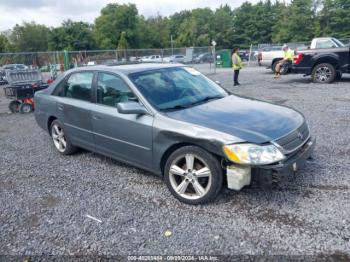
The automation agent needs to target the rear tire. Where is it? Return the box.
[312,63,336,84]
[8,101,21,113]
[50,120,77,155]
[280,63,290,75]
[19,103,33,114]
[164,146,223,205]
[272,60,282,73]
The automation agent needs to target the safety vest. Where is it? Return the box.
[284,49,294,61]
[232,53,242,70]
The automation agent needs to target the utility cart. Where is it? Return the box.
[3,69,49,113]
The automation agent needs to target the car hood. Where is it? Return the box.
[165,95,304,144]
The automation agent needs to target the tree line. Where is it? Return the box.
[0,0,349,53]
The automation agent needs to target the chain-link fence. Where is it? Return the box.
[0,47,217,74]
[1,38,348,75]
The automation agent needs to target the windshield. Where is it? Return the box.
[129,67,227,111]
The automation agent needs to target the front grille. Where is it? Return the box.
[274,121,310,153]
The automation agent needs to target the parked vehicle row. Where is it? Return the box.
[163,55,185,63]
[194,53,214,63]
[132,53,214,64]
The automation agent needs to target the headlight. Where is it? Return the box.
[223,143,285,165]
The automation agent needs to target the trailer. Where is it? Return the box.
[3,69,49,113]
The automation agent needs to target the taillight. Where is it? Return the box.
[293,53,303,65]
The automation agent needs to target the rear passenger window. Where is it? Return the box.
[96,73,137,107]
[316,40,336,49]
[56,72,94,102]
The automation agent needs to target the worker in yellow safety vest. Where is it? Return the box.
[274,44,294,79]
[232,47,242,86]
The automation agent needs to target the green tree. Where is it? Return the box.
[9,22,49,52]
[231,2,256,46]
[0,34,10,53]
[48,20,96,51]
[138,15,170,48]
[94,3,139,49]
[273,0,316,43]
[212,5,235,48]
[170,8,213,47]
[319,0,350,38]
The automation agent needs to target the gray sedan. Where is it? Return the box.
[34,64,315,204]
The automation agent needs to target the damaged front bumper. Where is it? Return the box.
[226,137,316,190]
[251,137,316,188]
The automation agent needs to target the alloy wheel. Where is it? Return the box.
[168,153,212,200]
[51,124,67,153]
[315,66,332,82]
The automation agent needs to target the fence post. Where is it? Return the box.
[248,44,253,67]
[63,50,69,71]
[211,40,217,74]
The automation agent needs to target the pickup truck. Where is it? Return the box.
[292,38,349,83]
[259,37,345,73]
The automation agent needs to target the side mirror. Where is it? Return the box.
[117,101,149,115]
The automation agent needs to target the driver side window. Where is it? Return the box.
[96,73,137,108]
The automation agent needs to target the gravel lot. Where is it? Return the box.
[1,66,350,258]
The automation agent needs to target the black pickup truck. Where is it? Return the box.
[292,44,350,83]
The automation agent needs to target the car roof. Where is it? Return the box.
[69,63,186,75]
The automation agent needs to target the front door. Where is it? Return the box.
[90,72,153,169]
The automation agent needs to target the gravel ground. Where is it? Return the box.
[0,66,350,258]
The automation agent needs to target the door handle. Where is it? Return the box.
[58,105,64,111]
[93,115,102,120]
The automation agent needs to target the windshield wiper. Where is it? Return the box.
[160,95,224,112]
[187,95,224,107]
[160,104,190,112]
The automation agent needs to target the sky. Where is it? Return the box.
[0,0,258,31]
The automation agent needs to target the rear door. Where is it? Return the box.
[53,71,95,150]
[90,72,153,168]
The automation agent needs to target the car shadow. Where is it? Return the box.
[339,76,350,82]
[281,75,350,84]
[281,77,313,84]
[69,147,339,215]
[73,148,160,178]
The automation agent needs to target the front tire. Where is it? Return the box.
[164,146,223,205]
[50,120,77,155]
[312,63,336,84]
